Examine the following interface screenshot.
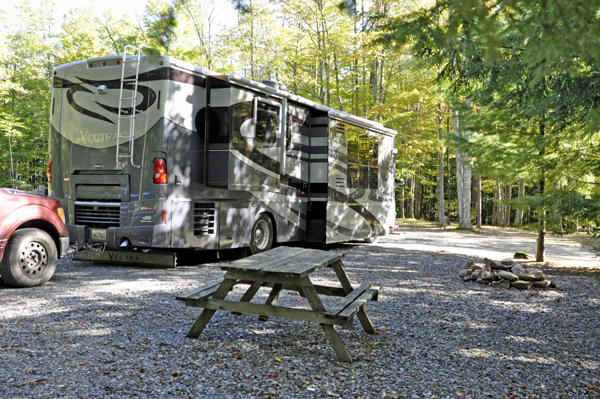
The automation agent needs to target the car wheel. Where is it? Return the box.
[249,214,273,254]
[364,236,379,244]
[0,228,57,287]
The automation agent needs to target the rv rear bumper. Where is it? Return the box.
[67,224,171,249]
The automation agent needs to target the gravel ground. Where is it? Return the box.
[1,226,600,399]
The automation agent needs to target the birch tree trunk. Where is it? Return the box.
[454,109,472,228]
[536,124,546,262]
[437,103,446,229]
[515,178,525,226]
[476,174,482,228]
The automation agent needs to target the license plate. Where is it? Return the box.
[91,229,107,241]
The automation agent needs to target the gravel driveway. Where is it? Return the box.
[1,226,599,398]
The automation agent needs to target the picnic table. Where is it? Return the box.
[176,246,380,362]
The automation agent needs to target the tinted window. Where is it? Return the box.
[255,102,279,148]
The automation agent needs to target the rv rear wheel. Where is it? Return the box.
[0,228,57,287]
[250,214,273,254]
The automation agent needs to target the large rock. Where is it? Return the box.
[471,270,483,280]
[533,280,552,288]
[492,279,511,289]
[489,271,500,281]
[526,268,545,281]
[511,263,524,275]
[511,280,533,289]
[464,261,475,269]
[471,263,484,271]
[476,278,491,285]
[481,264,492,280]
[517,270,537,281]
[484,258,499,270]
[500,259,514,266]
[497,270,518,281]
[458,269,472,278]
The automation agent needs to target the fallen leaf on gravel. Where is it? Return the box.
[586,384,598,391]
[268,373,278,378]
[275,357,281,362]
[171,370,183,377]
[326,391,340,397]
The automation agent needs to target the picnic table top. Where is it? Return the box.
[220,246,346,278]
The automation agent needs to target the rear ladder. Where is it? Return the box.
[116,45,143,168]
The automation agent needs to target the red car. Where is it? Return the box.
[0,188,69,287]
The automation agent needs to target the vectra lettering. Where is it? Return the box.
[107,252,140,262]
[80,131,119,144]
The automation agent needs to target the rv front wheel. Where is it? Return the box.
[250,214,273,254]
[0,228,57,287]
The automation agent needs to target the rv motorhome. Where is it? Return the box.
[48,46,397,263]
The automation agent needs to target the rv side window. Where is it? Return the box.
[255,101,279,148]
[208,107,230,144]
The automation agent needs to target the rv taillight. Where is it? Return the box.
[153,158,167,184]
[46,160,52,182]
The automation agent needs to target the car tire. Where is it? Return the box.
[249,214,274,255]
[364,236,380,244]
[0,228,57,287]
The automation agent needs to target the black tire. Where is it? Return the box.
[249,214,274,254]
[364,236,380,244]
[0,228,57,287]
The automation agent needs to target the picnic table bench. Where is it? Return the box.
[176,246,380,363]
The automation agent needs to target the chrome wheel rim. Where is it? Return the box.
[254,220,270,250]
[18,240,49,278]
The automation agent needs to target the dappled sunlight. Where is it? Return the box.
[456,348,558,365]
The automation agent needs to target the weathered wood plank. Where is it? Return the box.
[258,284,283,321]
[338,287,380,319]
[324,284,370,318]
[231,280,264,316]
[284,251,346,277]
[188,298,353,327]
[331,260,354,293]
[301,277,353,363]
[223,270,316,287]
[220,247,313,272]
[185,278,237,339]
[176,278,224,301]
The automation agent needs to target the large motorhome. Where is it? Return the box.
[48,47,397,260]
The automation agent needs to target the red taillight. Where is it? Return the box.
[153,158,167,184]
[46,160,52,182]
[162,211,166,222]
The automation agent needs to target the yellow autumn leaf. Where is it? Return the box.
[275,357,281,362]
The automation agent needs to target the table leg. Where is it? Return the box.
[232,280,263,316]
[301,278,352,363]
[331,260,377,335]
[186,278,236,339]
[258,283,283,321]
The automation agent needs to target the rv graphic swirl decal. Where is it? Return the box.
[58,78,115,125]
[77,77,157,118]
[54,76,157,125]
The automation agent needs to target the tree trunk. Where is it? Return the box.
[400,186,405,218]
[536,124,546,262]
[437,103,446,229]
[503,183,512,226]
[407,177,415,219]
[446,144,451,223]
[515,178,525,226]
[476,173,482,228]
[454,107,472,229]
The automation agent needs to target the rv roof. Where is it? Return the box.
[59,54,398,137]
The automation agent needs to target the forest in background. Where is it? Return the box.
[1,0,600,260]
